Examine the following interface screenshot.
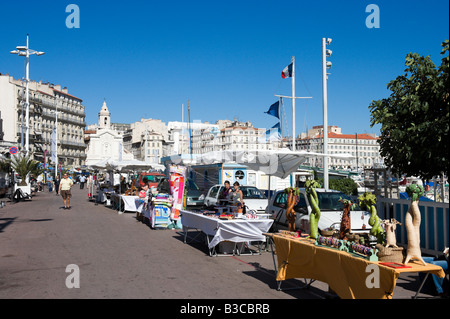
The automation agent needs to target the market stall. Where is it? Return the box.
[89,158,165,212]
[267,233,445,299]
[135,164,185,230]
[145,193,172,228]
[181,209,273,256]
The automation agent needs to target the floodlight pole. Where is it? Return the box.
[322,37,332,190]
[10,34,45,158]
[24,35,30,156]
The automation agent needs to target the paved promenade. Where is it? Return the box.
[0,186,438,300]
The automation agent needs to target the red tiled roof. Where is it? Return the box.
[37,90,53,97]
[52,88,82,101]
[314,132,378,140]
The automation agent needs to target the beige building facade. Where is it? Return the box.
[0,73,86,166]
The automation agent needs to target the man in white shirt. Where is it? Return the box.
[79,174,87,189]
[59,173,74,210]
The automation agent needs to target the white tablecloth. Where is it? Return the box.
[97,189,115,203]
[121,195,144,213]
[180,210,273,248]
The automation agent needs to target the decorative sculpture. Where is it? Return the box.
[338,197,355,239]
[404,184,426,265]
[381,218,401,248]
[284,187,300,232]
[305,180,321,239]
[358,192,384,244]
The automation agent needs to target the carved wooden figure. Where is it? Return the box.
[404,184,426,265]
[339,198,352,239]
[382,218,401,248]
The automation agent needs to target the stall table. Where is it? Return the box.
[95,188,115,205]
[267,233,445,299]
[181,210,274,257]
[111,194,144,213]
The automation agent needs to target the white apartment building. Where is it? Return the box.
[288,125,382,170]
[123,118,169,164]
[192,119,279,154]
[0,73,86,166]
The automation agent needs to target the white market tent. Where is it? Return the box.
[114,159,165,172]
[88,158,164,172]
[166,149,354,179]
[164,149,354,204]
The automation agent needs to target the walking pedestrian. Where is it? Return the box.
[59,173,74,210]
[54,175,60,195]
[47,175,53,193]
[79,174,86,189]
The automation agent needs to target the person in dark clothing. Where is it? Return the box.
[54,176,60,195]
[218,180,233,206]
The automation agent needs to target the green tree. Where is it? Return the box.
[317,177,358,196]
[9,155,38,186]
[29,162,45,180]
[369,40,449,180]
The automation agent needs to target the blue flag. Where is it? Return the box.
[265,122,281,141]
[265,101,280,119]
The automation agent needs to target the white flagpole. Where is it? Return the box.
[292,56,295,151]
[181,103,184,154]
[322,38,329,190]
[279,97,283,138]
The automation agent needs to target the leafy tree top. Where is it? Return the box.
[369,40,449,180]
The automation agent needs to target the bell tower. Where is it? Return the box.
[98,99,111,129]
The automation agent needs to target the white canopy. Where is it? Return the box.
[165,149,354,179]
[88,158,117,170]
[89,158,165,172]
[114,159,165,172]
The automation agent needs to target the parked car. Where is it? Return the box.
[137,172,165,188]
[204,184,268,214]
[156,177,204,207]
[266,188,373,238]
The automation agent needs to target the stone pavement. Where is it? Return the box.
[0,185,441,300]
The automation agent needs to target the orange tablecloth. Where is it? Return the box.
[272,234,445,299]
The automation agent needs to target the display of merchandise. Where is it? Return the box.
[169,165,186,221]
[315,235,379,261]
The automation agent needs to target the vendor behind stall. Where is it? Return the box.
[218,180,233,206]
[233,181,244,214]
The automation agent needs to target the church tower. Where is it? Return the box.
[98,100,111,129]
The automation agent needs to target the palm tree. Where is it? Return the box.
[30,161,45,180]
[0,159,10,173]
[9,155,38,186]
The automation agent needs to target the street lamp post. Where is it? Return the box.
[322,37,332,190]
[10,34,45,157]
[50,99,61,180]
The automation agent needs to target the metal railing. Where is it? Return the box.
[377,197,449,256]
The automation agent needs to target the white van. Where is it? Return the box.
[266,188,374,239]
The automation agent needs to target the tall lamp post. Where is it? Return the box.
[322,37,332,190]
[10,34,45,157]
[50,99,61,179]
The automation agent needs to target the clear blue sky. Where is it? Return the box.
[1,0,448,136]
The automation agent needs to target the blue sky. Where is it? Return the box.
[1,0,448,137]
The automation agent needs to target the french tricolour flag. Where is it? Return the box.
[281,63,293,79]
